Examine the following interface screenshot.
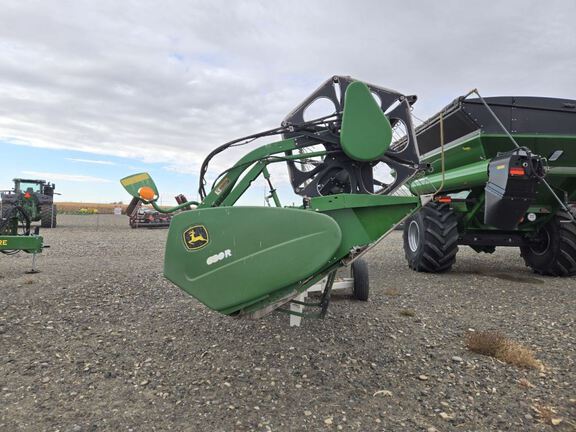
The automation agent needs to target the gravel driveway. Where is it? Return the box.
[1,215,574,431]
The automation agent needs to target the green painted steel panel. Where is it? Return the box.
[163,207,342,314]
[311,194,420,260]
[0,235,43,253]
[416,133,576,198]
[340,82,392,161]
[420,134,486,173]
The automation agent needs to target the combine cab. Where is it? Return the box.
[404,96,576,276]
[1,178,57,228]
[122,76,428,319]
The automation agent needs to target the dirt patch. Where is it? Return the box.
[1,215,574,431]
[458,269,545,284]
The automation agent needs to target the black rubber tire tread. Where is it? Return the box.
[40,204,57,228]
[520,211,576,277]
[351,258,369,301]
[403,202,459,273]
[1,204,13,220]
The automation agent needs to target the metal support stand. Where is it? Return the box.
[25,252,40,274]
[288,272,355,327]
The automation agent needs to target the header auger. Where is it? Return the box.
[121,76,427,319]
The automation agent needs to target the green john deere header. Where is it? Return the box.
[122,77,427,318]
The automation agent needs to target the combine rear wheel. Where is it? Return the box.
[40,205,57,228]
[351,258,369,301]
[403,202,459,273]
[520,211,576,276]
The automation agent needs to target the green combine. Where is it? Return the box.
[404,94,576,276]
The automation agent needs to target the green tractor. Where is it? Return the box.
[403,94,576,276]
[0,211,44,272]
[0,191,45,273]
[1,179,57,228]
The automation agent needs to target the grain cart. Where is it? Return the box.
[403,94,576,276]
[1,179,57,228]
[121,76,429,319]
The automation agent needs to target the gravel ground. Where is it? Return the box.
[1,215,574,432]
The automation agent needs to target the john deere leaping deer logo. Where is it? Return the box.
[183,225,209,250]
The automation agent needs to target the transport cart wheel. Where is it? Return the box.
[40,205,57,228]
[351,258,369,301]
[403,202,459,273]
[520,211,576,276]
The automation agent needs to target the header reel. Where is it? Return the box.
[282,76,421,197]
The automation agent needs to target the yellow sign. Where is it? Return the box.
[0,240,8,246]
[121,173,151,187]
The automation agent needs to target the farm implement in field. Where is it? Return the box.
[1,179,55,272]
[0,204,44,273]
[403,94,576,276]
[121,76,576,320]
[122,76,427,318]
[126,198,174,228]
[1,178,58,228]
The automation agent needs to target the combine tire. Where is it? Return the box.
[40,205,57,228]
[351,258,369,301]
[403,202,459,273]
[520,211,576,276]
[1,204,12,220]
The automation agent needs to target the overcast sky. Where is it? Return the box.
[1,0,575,201]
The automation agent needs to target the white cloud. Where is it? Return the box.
[65,158,116,165]
[22,171,112,183]
[0,0,575,177]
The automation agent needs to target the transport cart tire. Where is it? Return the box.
[403,202,459,273]
[40,205,57,228]
[351,258,369,301]
[520,211,576,276]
